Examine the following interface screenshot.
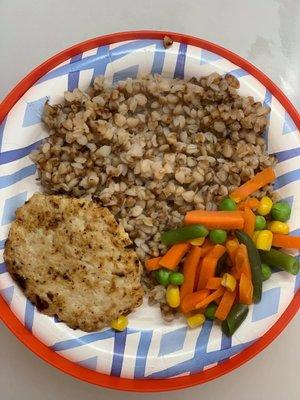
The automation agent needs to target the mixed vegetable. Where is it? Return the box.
[144,167,300,336]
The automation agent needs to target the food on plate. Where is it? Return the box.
[28,72,297,330]
[146,168,299,335]
[4,193,143,332]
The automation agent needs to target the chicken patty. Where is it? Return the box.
[4,193,143,331]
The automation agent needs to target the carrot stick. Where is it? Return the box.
[206,277,222,290]
[180,246,202,300]
[214,289,237,321]
[159,243,191,270]
[193,241,215,290]
[235,244,252,280]
[194,258,202,292]
[272,234,300,249]
[181,289,210,313]
[230,167,276,203]
[238,198,260,210]
[197,245,226,289]
[201,240,215,257]
[226,239,239,265]
[243,207,256,237]
[239,272,253,305]
[195,287,225,309]
[145,257,161,271]
[185,210,245,230]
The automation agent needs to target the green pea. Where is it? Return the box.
[204,303,218,320]
[169,272,185,285]
[209,229,227,244]
[219,198,237,211]
[155,269,171,286]
[261,263,272,281]
[255,215,266,230]
[271,202,291,222]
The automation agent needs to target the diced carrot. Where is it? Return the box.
[272,234,300,249]
[230,167,276,203]
[181,289,210,313]
[243,207,256,237]
[197,245,226,289]
[239,273,253,305]
[238,198,260,210]
[159,243,191,270]
[214,289,237,321]
[195,287,225,309]
[226,239,239,265]
[185,210,245,230]
[145,257,162,271]
[180,246,202,301]
[235,244,252,280]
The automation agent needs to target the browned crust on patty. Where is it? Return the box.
[4,193,143,331]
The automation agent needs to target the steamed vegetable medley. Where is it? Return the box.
[145,167,299,336]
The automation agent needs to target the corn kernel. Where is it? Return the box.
[221,273,237,292]
[256,230,273,251]
[257,196,273,216]
[252,230,260,244]
[187,313,206,329]
[189,237,205,246]
[110,315,128,331]
[268,221,289,235]
[166,284,180,308]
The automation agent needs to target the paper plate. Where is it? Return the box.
[0,31,299,392]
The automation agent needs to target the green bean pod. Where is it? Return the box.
[235,230,262,303]
[161,225,208,246]
[221,304,249,336]
[215,253,228,277]
[259,248,299,275]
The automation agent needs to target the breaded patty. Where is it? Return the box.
[4,193,143,331]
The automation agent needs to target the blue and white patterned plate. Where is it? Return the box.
[0,37,299,380]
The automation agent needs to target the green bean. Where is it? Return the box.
[215,253,228,277]
[235,230,262,303]
[161,225,208,246]
[205,303,218,320]
[261,263,272,281]
[259,248,299,275]
[222,304,249,336]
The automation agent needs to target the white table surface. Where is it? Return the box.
[0,0,299,399]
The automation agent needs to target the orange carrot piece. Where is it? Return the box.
[239,273,253,305]
[185,210,245,230]
[238,198,260,210]
[272,234,300,249]
[145,257,162,271]
[201,240,215,257]
[243,207,256,237]
[180,246,202,300]
[197,245,226,289]
[226,239,239,265]
[195,287,225,309]
[235,244,252,280]
[159,243,191,270]
[194,258,202,292]
[181,289,210,313]
[206,277,222,290]
[215,289,237,321]
[230,167,276,203]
